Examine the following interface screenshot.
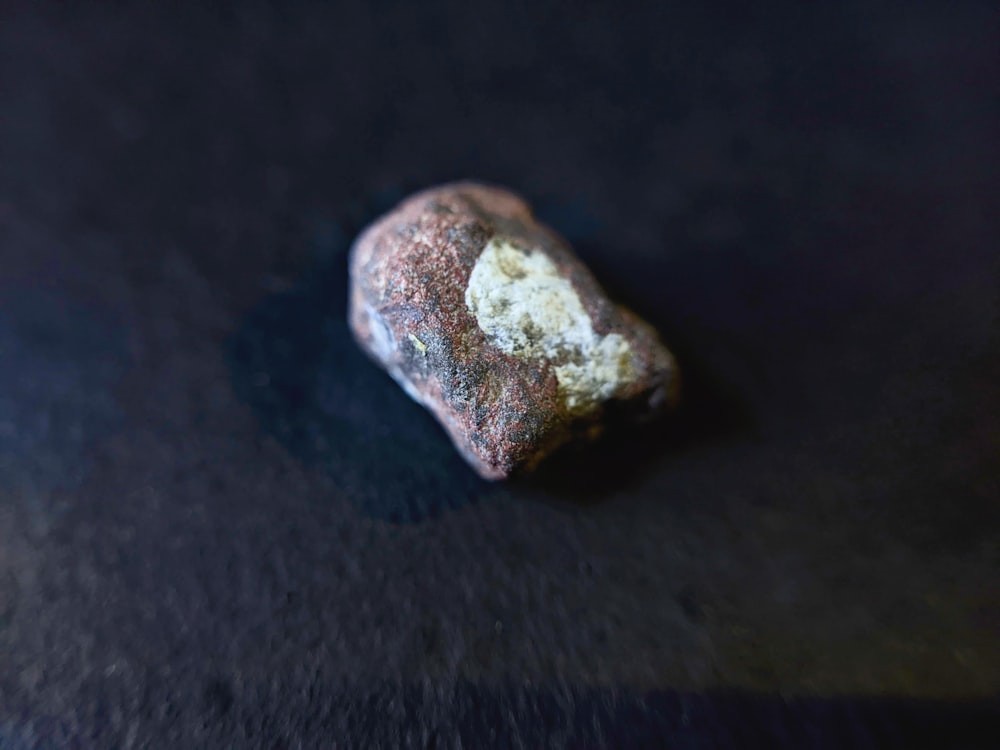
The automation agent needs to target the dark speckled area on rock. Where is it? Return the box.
[1,1,999,747]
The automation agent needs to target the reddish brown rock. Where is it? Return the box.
[349,182,679,480]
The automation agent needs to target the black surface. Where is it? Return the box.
[2,2,999,747]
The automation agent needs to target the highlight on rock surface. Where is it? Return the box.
[348,182,679,480]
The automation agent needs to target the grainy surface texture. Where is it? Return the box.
[350,183,678,478]
[1,1,999,748]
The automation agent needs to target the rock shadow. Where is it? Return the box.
[228,187,498,524]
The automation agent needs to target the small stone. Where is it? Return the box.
[349,183,679,480]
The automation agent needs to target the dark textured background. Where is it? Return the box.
[2,1,999,747]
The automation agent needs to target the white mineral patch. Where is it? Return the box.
[465,238,634,410]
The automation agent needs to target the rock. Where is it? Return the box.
[349,183,679,480]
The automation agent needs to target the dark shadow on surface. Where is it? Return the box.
[515,295,755,505]
[228,187,502,524]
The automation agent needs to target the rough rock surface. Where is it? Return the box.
[349,183,678,479]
